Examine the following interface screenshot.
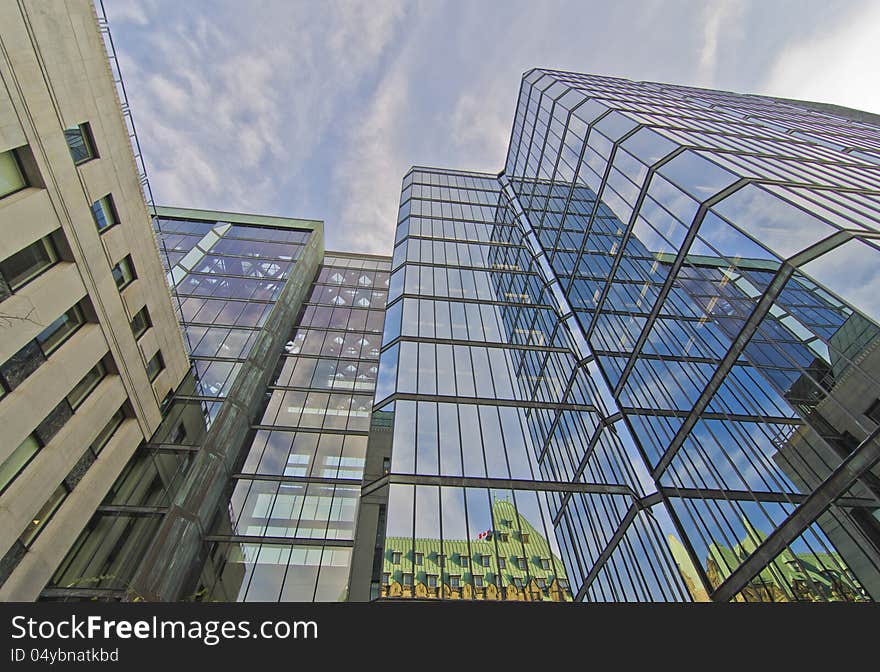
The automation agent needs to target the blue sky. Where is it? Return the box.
[106,0,880,254]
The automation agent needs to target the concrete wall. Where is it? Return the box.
[0,1,189,600]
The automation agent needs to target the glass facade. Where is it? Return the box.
[370,70,880,602]
[44,212,320,600]
[196,252,390,602]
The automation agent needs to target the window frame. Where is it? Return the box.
[0,433,42,495]
[111,255,136,290]
[0,147,28,199]
[64,122,97,165]
[19,483,69,548]
[130,305,152,340]
[36,304,85,357]
[66,361,107,411]
[0,236,59,292]
[90,407,125,456]
[91,194,119,233]
[146,351,165,382]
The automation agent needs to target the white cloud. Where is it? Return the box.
[697,1,744,86]
[761,1,880,115]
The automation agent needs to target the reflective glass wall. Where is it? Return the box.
[373,70,880,602]
[43,214,317,600]
[196,252,390,601]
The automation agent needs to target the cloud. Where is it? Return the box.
[105,0,880,256]
[697,1,745,86]
[760,1,880,114]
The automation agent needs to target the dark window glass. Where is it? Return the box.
[0,237,58,290]
[67,361,106,410]
[64,123,96,165]
[146,351,165,381]
[90,408,125,455]
[130,306,152,339]
[0,148,27,198]
[111,255,136,290]
[91,195,118,232]
[19,484,68,547]
[866,399,880,425]
[36,305,85,355]
[0,434,41,493]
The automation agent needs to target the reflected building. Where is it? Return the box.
[353,70,880,603]
[381,498,572,601]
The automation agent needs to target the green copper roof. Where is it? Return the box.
[381,498,570,599]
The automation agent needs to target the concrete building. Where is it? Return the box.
[0,2,189,600]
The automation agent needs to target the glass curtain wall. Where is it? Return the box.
[499,69,880,602]
[43,217,314,600]
[196,253,390,602]
[376,70,880,603]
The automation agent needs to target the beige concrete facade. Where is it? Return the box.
[0,1,189,600]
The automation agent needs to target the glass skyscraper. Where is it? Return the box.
[356,69,880,603]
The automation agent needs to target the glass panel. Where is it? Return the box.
[67,362,106,410]
[0,237,58,290]
[19,484,67,547]
[0,434,40,492]
[0,148,26,197]
[36,304,84,355]
[64,124,95,164]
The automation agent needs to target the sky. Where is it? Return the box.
[105,0,880,255]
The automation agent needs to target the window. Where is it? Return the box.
[521,532,530,544]
[866,399,880,425]
[90,408,125,456]
[499,532,509,542]
[473,575,484,588]
[559,579,570,590]
[91,195,118,232]
[19,484,68,547]
[66,361,107,410]
[513,577,524,588]
[391,551,401,564]
[130,305,152,339]
[64,123,96,165]
[0,434,41,493]
[0,236,58,291]
[460,554,469,568]
[36,304,85,356]
[436,553,446,566]
[498,557,506,569]
[414,552,423,566]
[381,572,390,585]
[517,557,527,570]
[111,255,136,290]
[0,148,27,198]
[536,577,547,589]
[480,554,490,567]
[427,574,438,588]
[146,351,165,381]
[540,558,551,570]
[402,573,413,586]
[449,575,461,589]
